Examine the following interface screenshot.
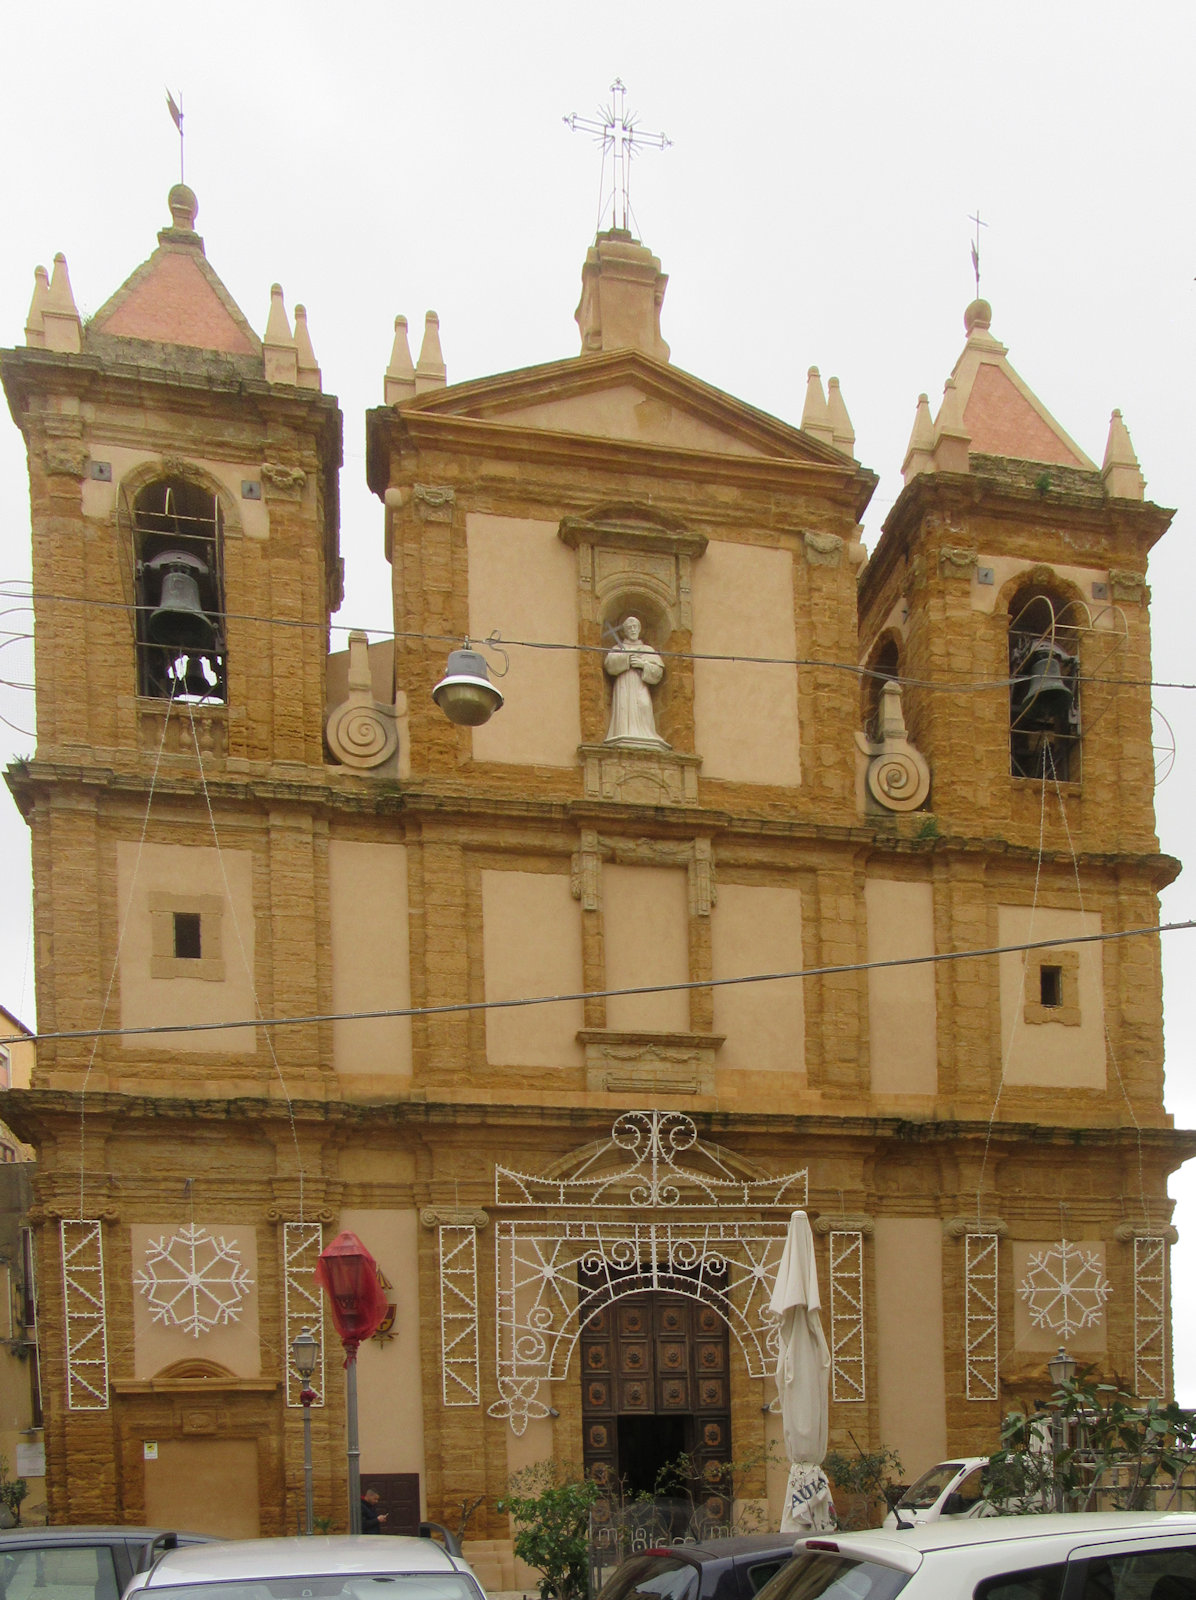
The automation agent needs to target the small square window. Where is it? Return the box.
[173,912,202,960]
[150,892,224,981]
[1024,951,1081,1027]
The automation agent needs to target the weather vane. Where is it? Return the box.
[166,89,185,185]
[969,208,988,297]
[564,79,670,236]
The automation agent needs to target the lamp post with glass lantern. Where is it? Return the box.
[290,1326,319,1536]
[315,1232,389,1535]
[1046,1345,1076,1512]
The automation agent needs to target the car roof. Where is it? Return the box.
[641,1535,795,1563]
[0,1528,211,1545]
[142,1536,465,1586]
[804,1512,1196,1567]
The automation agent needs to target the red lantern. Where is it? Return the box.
[314,1231,389,1361]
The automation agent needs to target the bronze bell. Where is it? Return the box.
[1012,639,1077,732]
[146,550,214,650]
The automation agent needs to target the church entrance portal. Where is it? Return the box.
[580,1276,732,1518]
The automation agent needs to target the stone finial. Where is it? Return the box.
[932,377,971,473]
[801,367,834,446]
[826,376,856,458]
[42,253,82,354]
[854,680,931,813]
[167,183,199,232]
[293,304,321,392]
[1102,409,1145,501]
[415,311,447,393]
[574,231,670,361]
[24,265,50,348]
[325,630,399,770]
[385,315,417,404]
[263,283,298,385]
[902,393,936,483]
[964,297,992,335]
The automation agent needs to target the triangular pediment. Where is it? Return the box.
[401,349,850,466]
[90,238,261,358]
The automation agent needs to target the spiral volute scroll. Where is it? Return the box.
[326,699,398,769]
[866,746,929,811]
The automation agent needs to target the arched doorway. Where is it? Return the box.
[580,1271,730,1510]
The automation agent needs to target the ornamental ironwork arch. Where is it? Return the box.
[486,1110,807,1434]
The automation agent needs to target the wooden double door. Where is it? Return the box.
[580,1283,732,1512]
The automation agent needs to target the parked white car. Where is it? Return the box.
[122,1535,487,1600]
[757,1512,1196,1600]
[882,1457,991,1528]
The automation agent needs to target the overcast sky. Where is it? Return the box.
[2,0,1194,1409]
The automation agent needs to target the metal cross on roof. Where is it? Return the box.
[564,78,671,236]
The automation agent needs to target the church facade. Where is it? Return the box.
[1,185,1190,1553]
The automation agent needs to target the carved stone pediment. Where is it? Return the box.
[577,1028,724,1096]
[578,742,701,807]
[560,502,706,632]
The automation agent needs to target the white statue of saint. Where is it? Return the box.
[604,616,669,747]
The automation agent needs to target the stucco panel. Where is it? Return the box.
[874,1218,947,1471]
[482,869,584,1067]
[342,1208,425,1485]
[866,879,937,1094]
[691,541,800,784]
[712,882,804,1075]
[604,864,690,1034]
[329,840,412,1077]
[117,843,257,1054]
[467,515,580,767]
[997,906,1105,1088]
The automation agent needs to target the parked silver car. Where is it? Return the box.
[122,1535,487,1600]
[757,1511,1196,1600]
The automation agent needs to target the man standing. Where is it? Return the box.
[361,1487,388,1534]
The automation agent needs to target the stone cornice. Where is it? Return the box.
[6,1088,1195,1163]
[3,759,1179,888]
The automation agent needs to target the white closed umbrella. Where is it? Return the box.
[769,1209,834,1533]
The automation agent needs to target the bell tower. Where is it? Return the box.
[2,184,343,771]
[1,187,343,1099]
[859,296,1169,857]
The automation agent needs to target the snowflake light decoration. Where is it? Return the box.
[135,1223,254,1338]
[1019,1239,1111,1337]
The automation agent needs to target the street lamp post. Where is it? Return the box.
[1046,1345,1076,1512]
[314,1232,389,1536]
[291,1326,319,1536]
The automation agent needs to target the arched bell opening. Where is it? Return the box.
[133,477,227,703]
[1008,587,1081,781]
[861,634,901,741]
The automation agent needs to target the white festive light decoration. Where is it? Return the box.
[496,1108,807,1211]
[284,1221,325,1407]
[829,1231,865,1402]
[487,1110,807,1434]
[965,1233,999,1401]
[135,1223,254,1338]
[440,1226,481,1406]
[1133,1236,1166,1400]
[61,1220,109,1411]
[1019,1238,1111,1337]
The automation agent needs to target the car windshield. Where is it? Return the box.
[754,1553,910,1600]
[597,1555,700,1600]
[146,1579,479,1600]
[896,1462,966,1510]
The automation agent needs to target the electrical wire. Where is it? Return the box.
[0,583,1193,694]
[6,918,1191,1050]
